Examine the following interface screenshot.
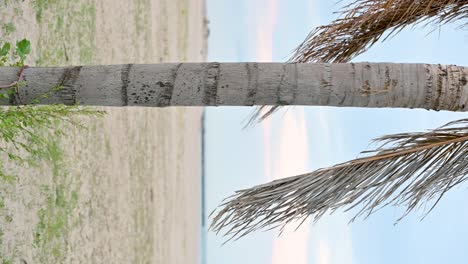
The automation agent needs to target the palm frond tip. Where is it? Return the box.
[290,0,468,63]
[210,118,468,240]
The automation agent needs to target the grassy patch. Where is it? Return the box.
[128,116,154,262]
[33,0,59,22]
[0,0,20,8]
[1,22,15,35]
[33,0,96,66]
[77,3,95,63]
[0,32,103,262]
[0,167,16,184]
[134,0,152,61]
[0,107,101,262]
[33,137,79,263]
[0,228,3,257]
[0,227,13,264]
[0,168,13,263]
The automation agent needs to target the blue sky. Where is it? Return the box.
[204,1,468,264]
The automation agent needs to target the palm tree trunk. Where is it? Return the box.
[1,62,467,110]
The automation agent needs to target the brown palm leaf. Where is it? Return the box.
[291,0,468,63]
[210,118,468,240]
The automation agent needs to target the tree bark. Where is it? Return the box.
[0,62,467,110]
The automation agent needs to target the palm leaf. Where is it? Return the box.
[290,0,468,63]
[210,118,468,240]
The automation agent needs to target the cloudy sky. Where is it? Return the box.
[204,1,468,264]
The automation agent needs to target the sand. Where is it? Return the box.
[0,0,207,263]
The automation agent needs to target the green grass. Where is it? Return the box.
[77,3,95,63]
[1,22,15,35]
[129,125,154,263]
[33,137,79,263]
[0,173,11,263]
[0,227,13,264]
[133,0,153,61]
[0,0,178,261]
[34,0,96,66]
[33,0,59,22]
[4,215,12,223]
[0,6,103,259]
[0,167,16,183]
[0,0,19,8]
[24,3,99,260]
[0,228,3,256]
[0,105,102,262]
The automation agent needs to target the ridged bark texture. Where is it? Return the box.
[0,63,467,110]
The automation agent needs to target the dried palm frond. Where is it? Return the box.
[245,105,281,127]
[290,0,468,63]
[211,118,468,241]
[251,0,468,124]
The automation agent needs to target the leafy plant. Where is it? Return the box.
[0,42,10,66]
[0,36,104,261]
[15,39,30,64]
[0,38,30,66]
[0,38,105,179]
[0,43,9,57]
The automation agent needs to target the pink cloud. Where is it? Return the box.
[262,107,310,264]
[250,0,278,62]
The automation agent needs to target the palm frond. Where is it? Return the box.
[210,118,468,241]
[245,105,281,127]
[290,0,468,63]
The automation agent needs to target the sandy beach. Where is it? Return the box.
[0,0,207,263]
